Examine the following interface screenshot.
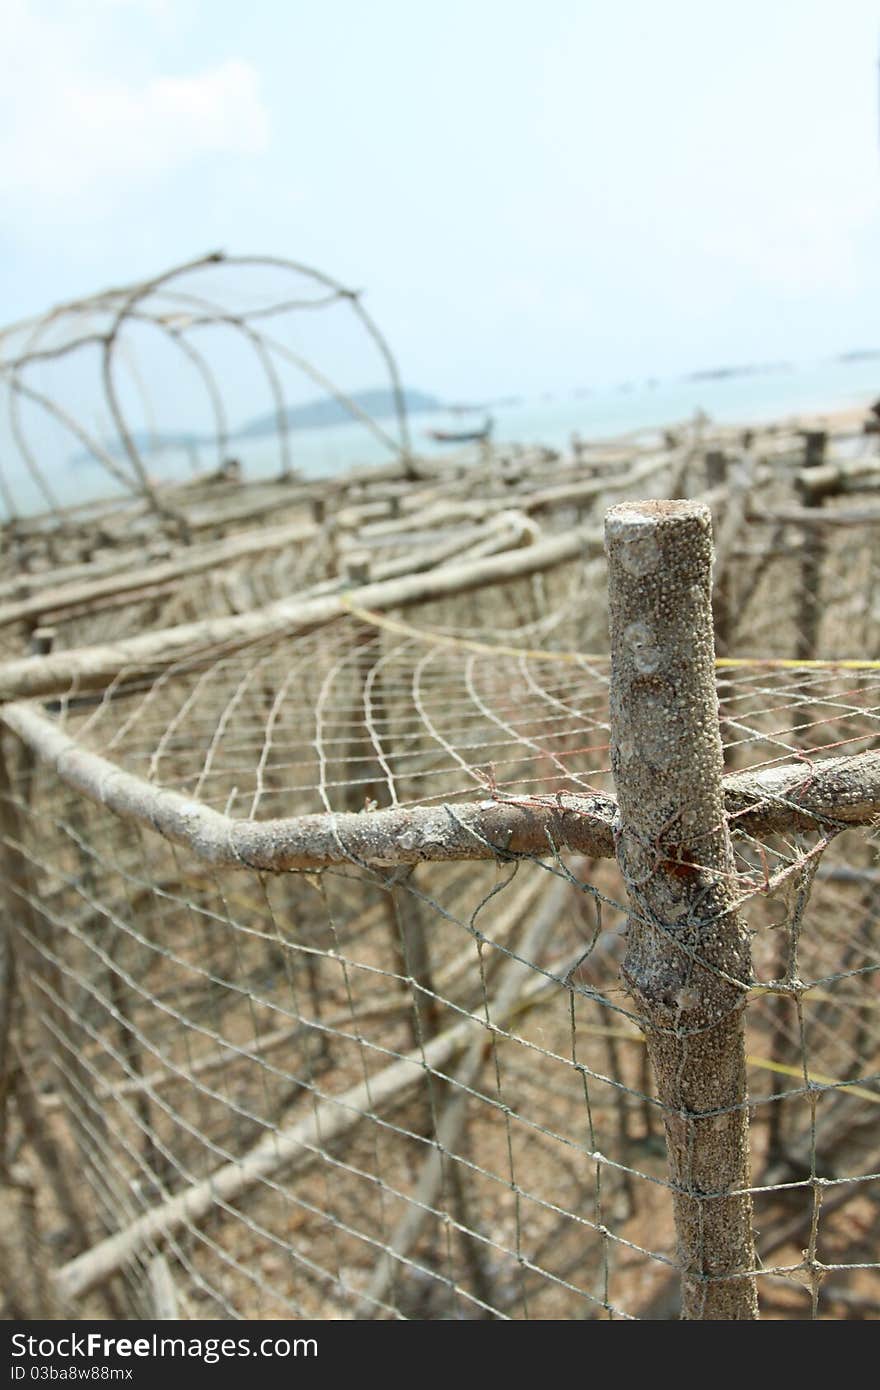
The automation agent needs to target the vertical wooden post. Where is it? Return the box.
[765,428,830,1160]
[704,450,727,489]
[706,450,732,655]
[344,555,370,589]
[344,556,374,818]
[605,499,758,1319]
[29,628,56,658]
[802,429,827,471]
[795,431,827,665]
[339,590,440,1052]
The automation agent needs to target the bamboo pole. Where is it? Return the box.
[605,499,758,1319]
[710,452,752,661]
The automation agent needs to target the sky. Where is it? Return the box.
[4,0,880,400]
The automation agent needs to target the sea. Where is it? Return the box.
[11,354,880,519]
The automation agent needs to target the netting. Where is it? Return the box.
[2,540,879,1319]
[0,252,411,547]
[2,261,880,1319]
[0,386,681,665]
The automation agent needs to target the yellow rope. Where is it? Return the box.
[716,657,880,672]
[741,1057,880,1104]
[339,596,880,672]
[538,1014,880,1105]
[339,597,596,664]
[337,594,880,1103]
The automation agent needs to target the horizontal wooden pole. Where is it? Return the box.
[3,702,878,870]
[748,503,880,527]
[0,524,602,701]
[7,510,526,627]
[357,453,674,541]
[0,518,317,631]
[796,460,880,505]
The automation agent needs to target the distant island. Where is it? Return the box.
[683,362,790,383]
[836,349,880,363]
[72,386,445,463]
[235,386,443,438]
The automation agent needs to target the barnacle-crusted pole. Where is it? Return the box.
[605,499,758,1319]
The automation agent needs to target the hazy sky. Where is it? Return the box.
[4,0,880,397]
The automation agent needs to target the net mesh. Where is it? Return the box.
[3,547,880,1319]
[8,252,880,1322]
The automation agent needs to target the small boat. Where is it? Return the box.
[426,415,493,444]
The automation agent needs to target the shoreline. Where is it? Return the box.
[4,385,879,527]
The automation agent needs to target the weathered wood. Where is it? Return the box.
[357,453,674,541]
[0,525,603,701]
[0,699,617,865]
[337,511,548,592]
[148,1255,183,1320]
[2,702,878,872]
[354,868,575,1317]
[605,499,758,1319]
[704,450,727,488]
[795,441,827,663]
[0,518,317,632]
[801,429,827,471]
[796,459,880,506]
[747,503,880,527]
